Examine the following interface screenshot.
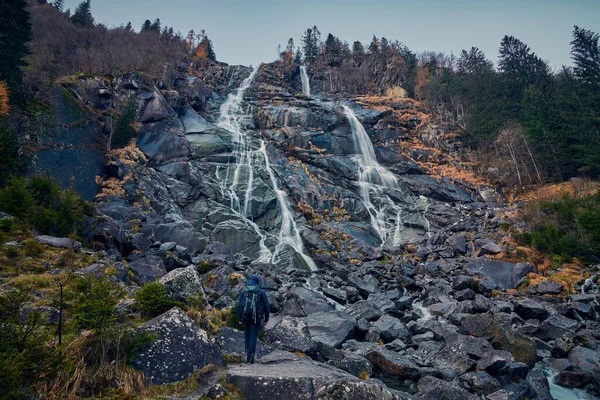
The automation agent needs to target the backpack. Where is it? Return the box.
[242,285,261,323]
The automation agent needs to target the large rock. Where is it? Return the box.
[34,235,82,249]
[534,314,577,341]
[216,327,274,359]
[372,315,410,343]
[365,347,420,380]
[459,313,537,366]
[267,316,315,353]
[159,266,205,302]
[131,307,224,384]
[282,287,334,317]
[227,351,411,400]
[303,311,355,348]
[417,376,479,400]
[466,258,534,290]
[514,299,550,321]
[128,255,168,284]
[210,219,263,258]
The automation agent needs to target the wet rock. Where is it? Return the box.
[303,311,355,348]
[131,307,224,385]
[554,366,592,389]
[466,258,534,290]
[526,369,553,400]
[329,352,373,378]
[365,347,420,380]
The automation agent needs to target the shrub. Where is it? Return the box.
[22,239,44,258]
[517,190,600,263]
[0,290,60,400]
[0,176,94,237]
[72,278,118,331]
[110,100,137,149]
[226,302,242,331]
[134,282,180,318]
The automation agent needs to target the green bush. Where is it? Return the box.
[517,190,600,263]
[72,278,118,331]
[0,176,94,237]
[0,290,60,400]
[226,302,242,331]
[110,100,137,149]
[134,282,180,318]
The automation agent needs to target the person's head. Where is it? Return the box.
[247,274,260,286]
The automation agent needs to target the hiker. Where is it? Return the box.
[237,275,270,364]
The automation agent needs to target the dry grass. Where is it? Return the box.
[510,179,600,203]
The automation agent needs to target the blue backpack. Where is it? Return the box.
[242,284,261,323]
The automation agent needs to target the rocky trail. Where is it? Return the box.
[17,60,600,399]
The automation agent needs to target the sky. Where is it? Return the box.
[62,0,600,70]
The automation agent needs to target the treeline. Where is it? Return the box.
[281,25,600,183]
[279,27,417,95]
[420,28,600,182]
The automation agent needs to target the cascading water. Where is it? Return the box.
[300,66,311,97]
[541,368,596,399]
[215,67,318,270]
[342,105,405,246]
[259,141,318,271]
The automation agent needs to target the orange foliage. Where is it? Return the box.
[195,43,208,58]
[0,81,10,117]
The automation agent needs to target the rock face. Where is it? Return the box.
[34,235,82,249]
[131,307,224,384]
[42,60,600,399]
[227,351,411,400]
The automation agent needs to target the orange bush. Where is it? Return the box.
[0,81,9,116]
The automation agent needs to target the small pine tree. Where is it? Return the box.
[111,100,137,148]
[0,0,32,93]
[125,21,132,32]
[53,0,64,12]
[140,19,152,32]
[71,0,94,27]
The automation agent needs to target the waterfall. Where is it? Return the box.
[215,67,318,270]
[541,368,595,399]
[342,105,404,246]
[300,66,311,97]
[258,141,318,271]
[342,105,431,247]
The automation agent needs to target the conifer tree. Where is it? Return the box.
[53,0,64,12]
[0,0,32,93]
[71,0,94,27]
[302,26,320,63]
[571,26,600,86]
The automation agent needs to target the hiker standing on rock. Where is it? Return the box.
[237,275,270,364]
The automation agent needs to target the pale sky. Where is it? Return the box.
[62,0,600,70]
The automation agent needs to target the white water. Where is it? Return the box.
[215,68,317,270]
[412,301,434,321]
[342,105,407,246]
[300,66,311,97]
[258,141,318,271]
[542,368,596,399]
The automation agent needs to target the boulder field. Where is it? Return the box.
[35,62,600,399]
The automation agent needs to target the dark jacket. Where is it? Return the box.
[237,275,270,324]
